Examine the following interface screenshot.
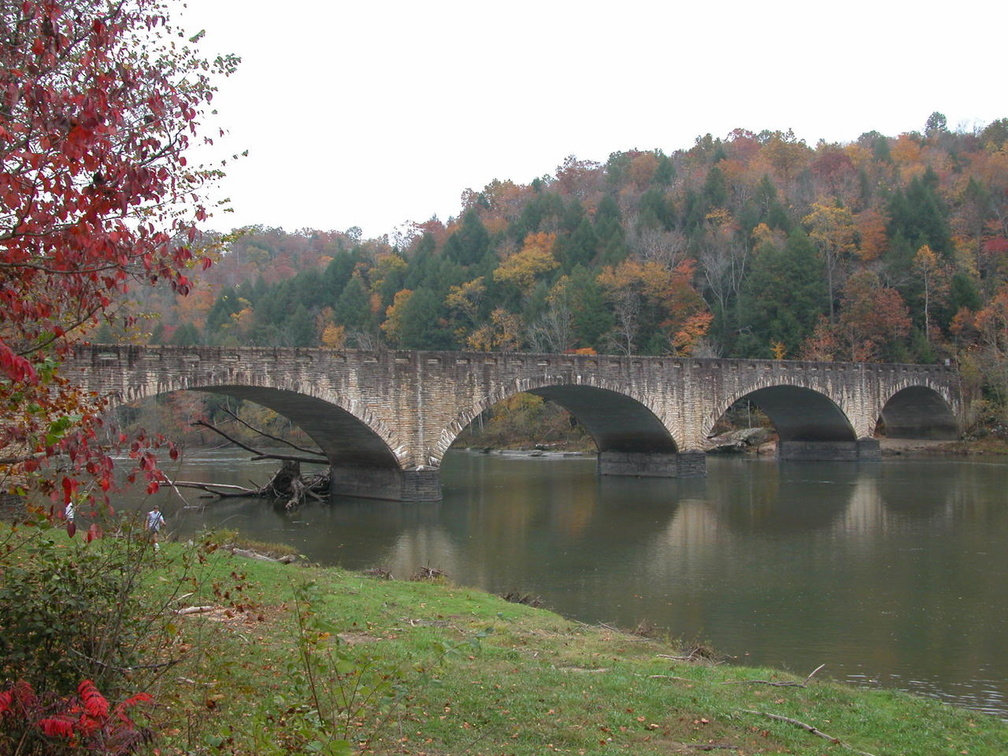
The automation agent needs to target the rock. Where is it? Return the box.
[705,427,773,454]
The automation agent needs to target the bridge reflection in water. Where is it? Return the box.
[66,345,961,501]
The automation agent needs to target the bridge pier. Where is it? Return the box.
[596,450,707,478]
[777,438,881,462]
[330,466,442,502]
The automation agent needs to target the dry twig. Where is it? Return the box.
[740,709,878,756]
[725,663,826,687]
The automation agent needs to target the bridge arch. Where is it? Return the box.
[876,385,958,440]
[439,374,691,478]
[106,378,434,502]
[710,385,857,444]
[192,386,402,468]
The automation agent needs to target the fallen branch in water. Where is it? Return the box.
[168,480,263,497]
[167,459,330,510]
[173,417,330,510]
[725,663,826,687]
[740,709,877,756]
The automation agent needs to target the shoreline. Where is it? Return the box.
[459,437,1008,459]
[155,548,1008,753]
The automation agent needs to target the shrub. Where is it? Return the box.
[0,518,173,698]
[0,678,153,755]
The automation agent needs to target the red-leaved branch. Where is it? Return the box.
[0,0,236,513]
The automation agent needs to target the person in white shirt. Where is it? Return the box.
[146,504,166,550]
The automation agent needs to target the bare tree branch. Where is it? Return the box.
[192,420,326,465]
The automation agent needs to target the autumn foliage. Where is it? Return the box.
[37,103,1008,429]
[0,1,234,506]
[0,678,153,754]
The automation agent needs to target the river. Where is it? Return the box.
[127,449,1008,719]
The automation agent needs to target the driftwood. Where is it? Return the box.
[740,709,878,756]
[229,547,297,564]
[724,663,826,688]
[171,415,331,510]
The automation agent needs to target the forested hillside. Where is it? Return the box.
[116,116,1008,430]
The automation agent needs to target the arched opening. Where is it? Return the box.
[711,385,863,461]
[113,386,434,501]
[528,385,678,456]
[877,386,958,440]
[745,385,856,443]
[451,392,593,452]
[199,386,400,468]
[448,385,690,477]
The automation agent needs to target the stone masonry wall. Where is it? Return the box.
[66,345,961,477]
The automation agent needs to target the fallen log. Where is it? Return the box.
[229,547,297,564]
[170,417,332,509]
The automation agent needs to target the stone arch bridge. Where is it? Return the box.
[65,345,961,502]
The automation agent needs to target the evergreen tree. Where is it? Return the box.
[404,233,437,289]
[559,217,599,272]
[286,304,316,347]
[638,188,673,230]
[702,165,729,208]
[567,266,613,350]
[323,248,362,303]
[205,287,242,337]
[335,274,371,329]
[594,195,626,267]
[444,209,491,267]
[736,230,829,358]
[654,152,675,185]
[170,322,202,347]
[888,169,952,257]
[391,288,453,350]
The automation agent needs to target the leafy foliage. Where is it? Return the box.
[0,0,236,506]
[0,678,153,756]
[0,520,175,697]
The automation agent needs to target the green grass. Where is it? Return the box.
[139,541,1008,756]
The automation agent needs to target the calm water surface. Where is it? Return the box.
[134,450,1008,718]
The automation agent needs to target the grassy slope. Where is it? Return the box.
[147,544,1008,756]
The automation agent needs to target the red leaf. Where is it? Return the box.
[78,680,110,720]
[39,716,76,738]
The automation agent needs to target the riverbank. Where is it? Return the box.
[145,543,1006,755]
[457,430,1008,460]
[712,436,1008,458]
[879,437,1008,456]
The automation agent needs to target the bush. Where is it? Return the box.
[0,678,153,756]
[0,518,173,698]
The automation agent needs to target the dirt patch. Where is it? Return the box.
[337,632,383,645]
[178,603,284,629]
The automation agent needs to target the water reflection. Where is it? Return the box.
[137,450,1008,718]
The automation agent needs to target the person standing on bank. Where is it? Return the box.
[146,504,166,550]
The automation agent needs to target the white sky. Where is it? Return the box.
[178,0,1005,241]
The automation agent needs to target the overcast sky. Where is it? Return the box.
[178,1,1005,241]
